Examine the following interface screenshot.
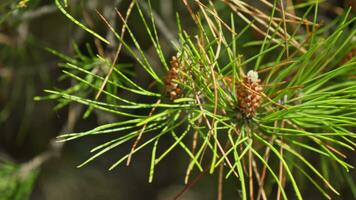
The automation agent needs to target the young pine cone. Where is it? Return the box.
[164,56,182,100]
[236,70,263,117]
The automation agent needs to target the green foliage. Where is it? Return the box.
[37,0,356,199]
[44,44,133,116]
[0,159,39,200]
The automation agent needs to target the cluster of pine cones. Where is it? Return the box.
[165,56,263,118]
[164,56,183,100]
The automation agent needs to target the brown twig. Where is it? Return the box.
[277,139,285,200]
[194,94,239,179]
[247,127,254,200]
[218,162,224,200]
[174,169,206,200]
[252,157,267,200]
[185,117,201,183]
[126,99,161,166]
[256,137,275,200]
[94,2,135,101]
[279,0,289,58]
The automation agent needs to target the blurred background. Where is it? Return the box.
[0,0,355,199]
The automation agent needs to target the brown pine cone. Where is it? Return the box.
[164,56,183,100]
[236,70,263,117]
